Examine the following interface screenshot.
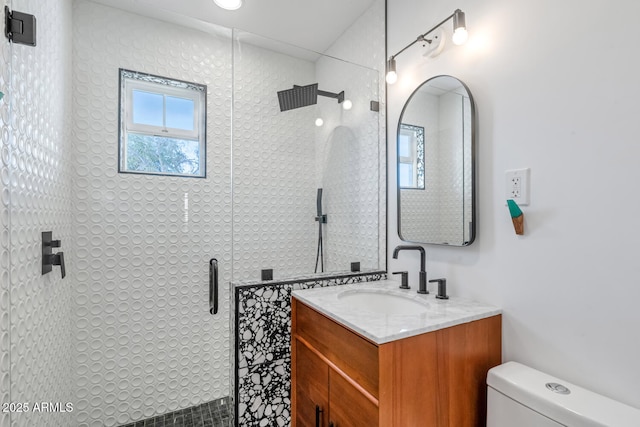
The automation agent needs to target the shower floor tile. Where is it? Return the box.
[119,397,232,427]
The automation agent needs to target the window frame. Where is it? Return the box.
[398,123,425,190]
[118,68,207,178]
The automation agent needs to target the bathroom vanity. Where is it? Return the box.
[291,281,502,427]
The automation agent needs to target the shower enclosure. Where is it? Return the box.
[1,0,385,426]
[4,1,234,426]
[232,30,381,282]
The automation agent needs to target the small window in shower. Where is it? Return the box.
[118,69,206,178]
[398,124,425,189]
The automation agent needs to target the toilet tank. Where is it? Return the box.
[487,362,640,427]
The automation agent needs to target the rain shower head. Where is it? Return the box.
[278,83,318,112]
[277,83,345,112]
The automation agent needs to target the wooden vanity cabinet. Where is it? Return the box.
[291,297,502,427]
[294,341,329,427]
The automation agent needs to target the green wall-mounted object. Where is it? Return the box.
[507,199,524,235]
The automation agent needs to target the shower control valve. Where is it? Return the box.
[42,231,66,279]
[45,252,66,279]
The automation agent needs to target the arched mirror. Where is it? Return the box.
[397,75,476,246]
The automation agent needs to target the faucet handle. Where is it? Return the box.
[45,252,66,279]
[392,271,410,289]
[429,278,448,299]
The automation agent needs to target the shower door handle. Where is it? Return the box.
[209,258,218,315]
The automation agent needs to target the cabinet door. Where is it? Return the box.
[328,369,378,427]
[295,339,329,427]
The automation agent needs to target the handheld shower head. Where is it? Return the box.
[316,188,323,217]
[315,188,327,224]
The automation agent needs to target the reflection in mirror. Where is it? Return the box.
[397,75,475,246]
[398,124,425,189]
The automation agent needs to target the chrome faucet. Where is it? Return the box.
[392,245,428,294]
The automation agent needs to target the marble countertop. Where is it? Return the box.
[291,279,501,345]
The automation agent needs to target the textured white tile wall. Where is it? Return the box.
[72,2,232,425]
[322,0,387,269]
[437,91,467,243]
[232,39,318,282]
[314,59,380,272]
[8,1,75,427]
[399,91,442,242]
[1,2,12,427]
[232,3,386,280]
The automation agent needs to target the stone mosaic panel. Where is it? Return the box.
[233,271,386,427]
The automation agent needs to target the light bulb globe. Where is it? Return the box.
[386,71,398,85]
[315,118,324,127]
[452,27,468,46]
[342,99,353,110]
[214,0,243,10]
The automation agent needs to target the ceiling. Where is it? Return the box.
[92,0,377,54]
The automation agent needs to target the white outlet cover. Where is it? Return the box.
[505,168,530,205]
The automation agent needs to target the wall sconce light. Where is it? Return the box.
[386,9,468,84]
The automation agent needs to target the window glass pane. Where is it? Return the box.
[398,134,411,158]
[399,163,413,187]
[166,96,195,131]
[126,133,200,175]
[132,90,163,127]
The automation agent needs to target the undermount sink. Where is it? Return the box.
[337,290,429,315]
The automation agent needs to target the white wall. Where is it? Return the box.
[388,0,640,408]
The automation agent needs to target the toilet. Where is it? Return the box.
[487,361,640,427]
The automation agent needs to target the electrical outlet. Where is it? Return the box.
[505,168,530,205]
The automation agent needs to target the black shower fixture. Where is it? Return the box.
[277,83,345,112]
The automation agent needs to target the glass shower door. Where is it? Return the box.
[6,1,235,426]
[1,1,13,426]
